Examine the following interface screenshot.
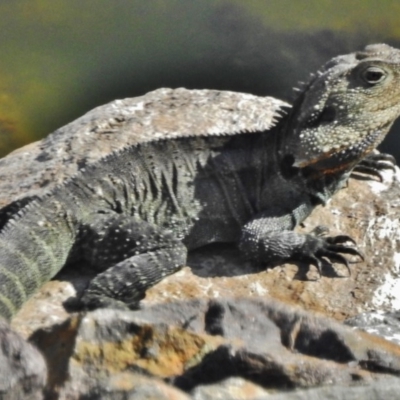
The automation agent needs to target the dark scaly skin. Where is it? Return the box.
[1,44,400,320]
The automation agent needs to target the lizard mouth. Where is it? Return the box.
[294,148,337,169]
[295,151,355,176]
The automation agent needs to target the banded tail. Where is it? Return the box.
[0,200,76,320]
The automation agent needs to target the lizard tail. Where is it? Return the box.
[0,200,76,320]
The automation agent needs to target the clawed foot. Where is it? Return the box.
[353,152,396,181]
[296,234,364,278]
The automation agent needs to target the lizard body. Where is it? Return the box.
[1,44,400,320]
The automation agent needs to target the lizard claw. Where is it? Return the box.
[295,254,323,280]
[310,228,358,248]
[353,152,396,182]
[299,234,363,278]
[320,251,351,276]
[323,243,364,261]
[325,235,357,246]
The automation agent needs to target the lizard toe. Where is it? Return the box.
[298,234,363,278]
[316,250,351,277]
[325,243,364,261]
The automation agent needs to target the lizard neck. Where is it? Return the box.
[275,120,353,206]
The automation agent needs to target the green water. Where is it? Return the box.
[0,0,398,156]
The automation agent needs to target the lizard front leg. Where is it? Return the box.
[238,214,363,277]
[76,214,187,310]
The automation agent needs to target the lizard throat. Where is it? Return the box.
[294,124,390,174]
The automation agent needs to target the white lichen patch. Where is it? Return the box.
[372,266,400,310]
[330,208,341,215]
[367,216,400,243]
[371,246,400,309]
[389,333,400,344]
[365,181,400,310]
[248,281,269,296]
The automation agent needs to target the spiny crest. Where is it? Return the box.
[0,187,72,237]
[290,65,332,100]
[0,199,45,236]
[0,89,289,210]
[0,89,291,231]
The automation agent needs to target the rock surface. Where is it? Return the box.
[345,310,400,345]
[0,319,46,400]
[19,299,400,399]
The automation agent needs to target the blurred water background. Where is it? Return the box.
[1,0,400,158]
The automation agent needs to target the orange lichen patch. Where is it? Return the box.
[73,324,224,377]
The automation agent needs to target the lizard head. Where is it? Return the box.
[281,44,400,175]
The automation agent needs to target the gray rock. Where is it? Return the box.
[59,372,190,400]
[27,298,400,398]
[192,377,270,400]
[265,378,400,400]
[0,319,46,400]
[345,311,400,345]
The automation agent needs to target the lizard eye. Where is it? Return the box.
[361,66,386,84]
